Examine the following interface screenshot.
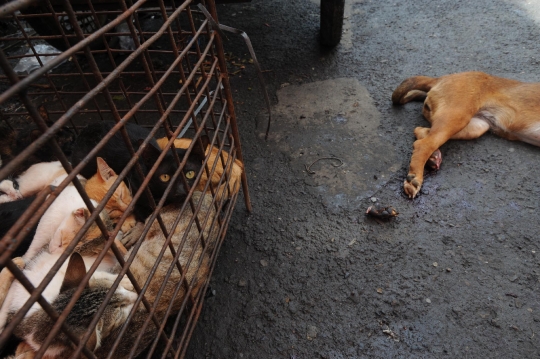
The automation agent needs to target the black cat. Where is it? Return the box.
[70,121,207,221]
[0,196,36,270]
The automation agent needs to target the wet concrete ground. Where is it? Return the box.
[186,0,540,358]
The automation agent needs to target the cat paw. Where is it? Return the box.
[404,174,422,199]
[12,257,26,270]
[120,214,137,233]
[120,222,145,249]
[119,275,135,292]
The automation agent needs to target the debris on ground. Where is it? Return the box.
[13,43,65,74]
[382,327,400,341]
[365,204,399,219]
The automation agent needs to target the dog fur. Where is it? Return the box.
[392,71,540,198]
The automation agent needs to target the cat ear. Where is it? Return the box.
[60,252,87,293]
[137,139,162,165]
[192,135,210,161]
[73,208,90,226]
[49,208,87,253]
[96,157,116,181]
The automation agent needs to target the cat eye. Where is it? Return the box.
[160,174,171,182]
[185,171,195,179]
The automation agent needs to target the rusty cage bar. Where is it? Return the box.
[0,0,247,357]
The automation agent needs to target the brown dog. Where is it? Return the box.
[392,71,540,198]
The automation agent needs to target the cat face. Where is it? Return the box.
[49,207,111,254]
[86,157,133,218]
[140,137,208,204]
[0,179,21,203]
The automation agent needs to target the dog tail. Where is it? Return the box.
[391,76,439,105]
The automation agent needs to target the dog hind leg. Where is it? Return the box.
[449,117,490,140]
[404,111,472,198]
[411,116,490,173]
[413,127,443,170]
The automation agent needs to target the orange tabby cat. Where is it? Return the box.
[85,157,137,233]
[156,137,243,201]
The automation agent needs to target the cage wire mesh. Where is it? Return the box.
[0,0,248,357]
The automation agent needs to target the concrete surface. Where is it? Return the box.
[186,0,540,358]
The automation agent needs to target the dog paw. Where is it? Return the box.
[425,149,442,171]
[404,174,422,199]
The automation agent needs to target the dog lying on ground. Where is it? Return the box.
[392,71,540,198]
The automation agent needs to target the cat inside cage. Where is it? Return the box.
[0,118,243,358]
[0,0,247,356]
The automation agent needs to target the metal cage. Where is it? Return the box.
[0,0,248,357]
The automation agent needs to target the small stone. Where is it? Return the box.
[306,325,318,340]
[296,246,302,251]
[426,298,431,303]
[260,259,268,267]
[490,319,501,328]
[433,262,438,267]
[370,197,377,203]
[349,290,362,304]
[377,288,383,294]
[238,279,247,287]
[446,268,452,272]
[528,308,533,313]
[508,148,515,152]
[288,301,299,313]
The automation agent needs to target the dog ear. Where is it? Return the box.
[60,253,87,293]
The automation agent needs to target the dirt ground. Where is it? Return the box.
[186,0,540,358]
